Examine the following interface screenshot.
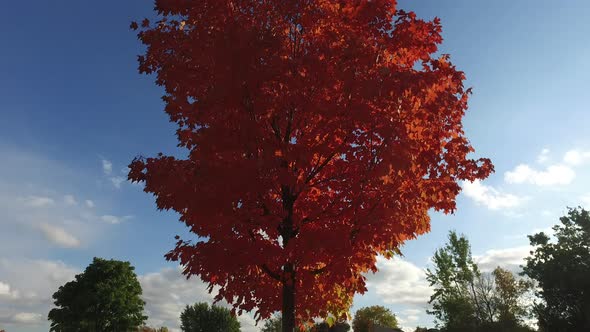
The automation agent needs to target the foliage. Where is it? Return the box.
[427,232,533,332]
[180,302,240,332]
[492,267,533,327]
[261,315,282,332]
[352,306,398,332]
[522,207,590,331]
[130,1,492,330]
[426,231,479,330]
[311,321,351,332]
[48,257,146,332]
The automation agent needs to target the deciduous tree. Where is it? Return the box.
[48,257,146,332]
[427,232,534,332]
[352,305,398,332]
[312,320,351,332]
[427,231,479,330]
[523,207,590,331]
[492,267,533,328]
[180,302,240,332]
[130,1,492,331]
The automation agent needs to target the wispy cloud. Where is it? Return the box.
[100,160,129,189]
[100,215,132,224]
[110,176,126,189]
[11,312,43,324]
[38,223,81,248]
[537,148,550,164]
[102,159,113,175]
[64,194,77,206]
[22,195,55,208]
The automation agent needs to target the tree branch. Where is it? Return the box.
[261,264,282,281]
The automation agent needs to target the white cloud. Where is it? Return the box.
[102,159,113,175]
[0,258,79,327]
[12,312,43,324]
[85,199,95,208]
[100,215,132,224]
[0,281,19,299]
[101,159,128,189]
[139,267,259,332]
[537,148,550,164]
[23,195,55,208]
[64,194,77,206]
[365,256,432,306]
[0,182,129,256]
[398,308,423,332]
[39,223,81,248]
[474,246,532,273]
[563,149,590,166]
[462,180,525,210]
[504,164,575,186]
[110,176,126,189]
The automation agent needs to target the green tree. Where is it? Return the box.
[426,231,479,331]
[48,257,146,332]
[427,232,534,332]
[180,302,240,332]
[352,306,398,332]
[522,207,590,331]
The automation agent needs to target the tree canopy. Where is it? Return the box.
[522,207,590,331]
[312,321,351,332]
[352,305,398,332]
[427,231,534,332]
[180,302,240,332]
[47,257,146,332]
[130,1,492,330]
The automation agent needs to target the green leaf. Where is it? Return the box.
[326,316,335,327]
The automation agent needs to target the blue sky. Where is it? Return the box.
[1,1,590,331]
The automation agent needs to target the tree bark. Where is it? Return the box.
[280,183,296,332]
[282,262,296,332]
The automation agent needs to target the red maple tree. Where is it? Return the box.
[129,1,493,331]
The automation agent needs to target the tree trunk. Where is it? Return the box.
[282,262,296,332]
